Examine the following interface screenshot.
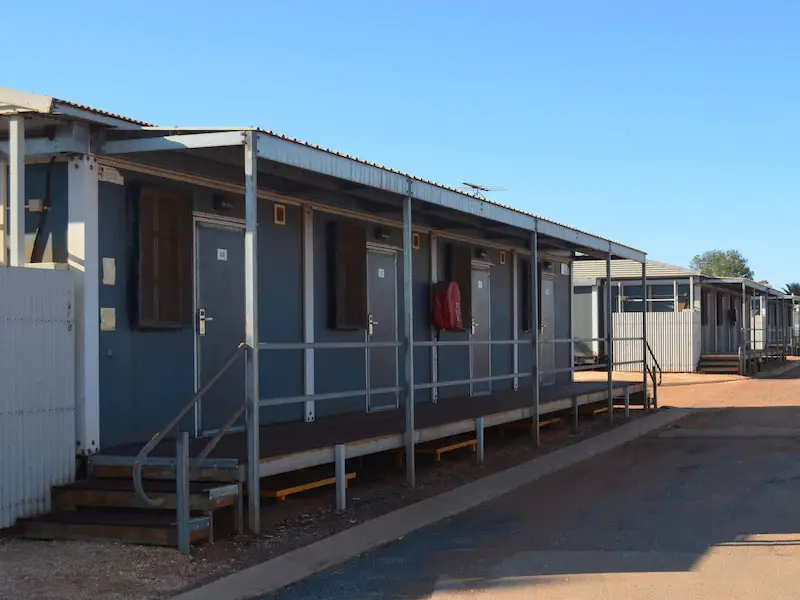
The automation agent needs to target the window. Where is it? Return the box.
[327,220,367,330]
[519,257,541,331]
[136,186,192,328]
[649,283,675,312]
[622,284,644,312]
[729,295,737,324]
[716,293,724,326]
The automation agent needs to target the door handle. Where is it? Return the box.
[368,314,379,337]
[197,309,212,336]
[471,318,477,336]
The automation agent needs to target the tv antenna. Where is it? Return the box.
[461,181,507,199]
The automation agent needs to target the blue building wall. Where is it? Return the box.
[19,162,574,448]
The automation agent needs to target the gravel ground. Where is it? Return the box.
[0,409,635,600]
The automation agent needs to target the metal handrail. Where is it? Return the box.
[645,340,662,386]
[133,343,247,507]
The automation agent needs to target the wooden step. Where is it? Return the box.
[259,468,356,502]
[89,463,239,483]
[415,434,477,462]
[698,365,740,374]
[18,508,211,546]
[500,416,563,436]
[52,478,240,512]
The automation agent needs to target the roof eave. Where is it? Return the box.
[254,131,645,261]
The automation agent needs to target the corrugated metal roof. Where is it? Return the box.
[54,99,153,126]
[573,259,699,280]
[255,127,643,255]
[0,87,644,255]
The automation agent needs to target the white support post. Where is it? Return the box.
[512,252,519,390]
[641,259,649,411]
[402,183,416,487]
[430,234,438,402]
[302,205,315,422]
[334,444,347,511]
[0,157,6,265]
[68,154,100,454]
[530,229,540,447]
[9,115,25,266]
[475,417,485,465]
[243,131,261,533]
[606,253,614,423]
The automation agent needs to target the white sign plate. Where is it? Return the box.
[217,248,228,261]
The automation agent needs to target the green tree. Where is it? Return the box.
[783,282,800,295]
[689,250,754,279]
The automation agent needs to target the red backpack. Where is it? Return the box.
[432,281,463,331]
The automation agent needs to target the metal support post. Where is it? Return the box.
[741,281,747,374]
[430,234,439,402]
[302,206,315,422]
[624,386,630,419]
[402,184,416,487]
[475,417,485,465]
[571,396,579,433]
[9,116,25,266]
[0,157,6,265]
[530,229,540,447]
[512,252,520,390]
[606,253,614,422]
[641,258,649,411]
[334,444,347,511]
[243,131,261,533]
[569,255,575,381]
[175,431,190,554]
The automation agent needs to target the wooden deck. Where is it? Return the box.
[94,380,642,479]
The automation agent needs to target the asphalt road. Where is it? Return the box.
[267,404,800,599]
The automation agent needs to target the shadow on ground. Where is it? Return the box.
[268,405,800,599]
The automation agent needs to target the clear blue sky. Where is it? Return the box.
[3,1,799,286]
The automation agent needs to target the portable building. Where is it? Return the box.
[0,86,649,544]
[573,259,794,374]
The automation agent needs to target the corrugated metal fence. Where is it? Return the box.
[613,311,701,373]
[0,267,75,528]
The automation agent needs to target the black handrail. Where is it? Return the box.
[645,340,662,386]
[645,340,662,409]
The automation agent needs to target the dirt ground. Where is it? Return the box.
[270,373,800,600]
[3,359,799,600]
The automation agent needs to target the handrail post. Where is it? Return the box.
[176,431,190,554]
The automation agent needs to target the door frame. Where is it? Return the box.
[193,212,246,436]
[365,243,400,412]
[470,261,492,397]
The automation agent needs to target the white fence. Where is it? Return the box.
[0,267,75,528]
[613,311,701,373]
